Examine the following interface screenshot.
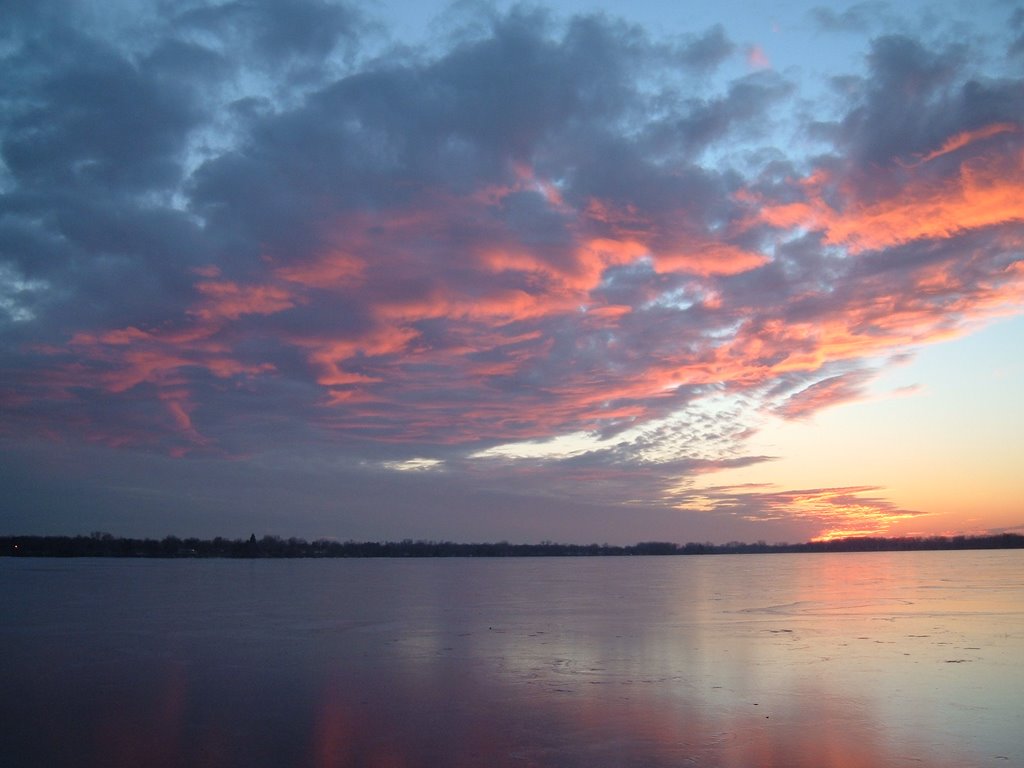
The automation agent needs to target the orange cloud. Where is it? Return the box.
[708,258,1023,388]
[582,196,768,278]
[46,282,286,450]
[758,140,1024,253]
[60,333,273,450]
[581,304,631,319]
[69,324,274,392]
[654,241,769,276]
[275,251,365,288]
[374,284,568,324]
[295,326,420,389]
[687,485,923,540]
[191,280,297,321]
[900,122,1019,167]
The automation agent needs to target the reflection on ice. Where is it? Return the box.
[1,551,1021,767]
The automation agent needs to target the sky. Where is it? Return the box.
[1,0,1022,544]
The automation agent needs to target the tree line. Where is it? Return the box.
[1,532,1022,558]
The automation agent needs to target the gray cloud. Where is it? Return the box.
[675,24,735,72]
[809,2,893,33]
[2,31,200,194]
[174,0,365,67]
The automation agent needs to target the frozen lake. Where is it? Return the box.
[2,550,1022,766]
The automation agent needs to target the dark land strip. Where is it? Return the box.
[2,533,1021,558]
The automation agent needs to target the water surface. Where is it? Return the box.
[2,550,1021,766]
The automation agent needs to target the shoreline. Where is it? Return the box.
[3,532,1022,558]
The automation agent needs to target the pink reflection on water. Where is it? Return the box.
[3,554,1020,767]
[303,663,968,767]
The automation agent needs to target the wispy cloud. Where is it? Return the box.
[677,484,924,540]
[774,371,874,420]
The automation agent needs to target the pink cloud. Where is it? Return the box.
[275,252,365,288]
[190,280,297,321]
[775,371,872,420]
[746,44,771,70]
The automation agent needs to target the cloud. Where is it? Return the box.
[1,2,1022,538]
[676,24,735,72]
[678,484,925,540]
[809,3,891,34]
[821,35,1020,169]
[898,122,1019,168]
[756,134,1024,253]
[175,0,364,64]
[745,44,770,70]
[775,370,874,420]
[1009,9,1024,57]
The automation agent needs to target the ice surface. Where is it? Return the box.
[1,551,1022,766]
